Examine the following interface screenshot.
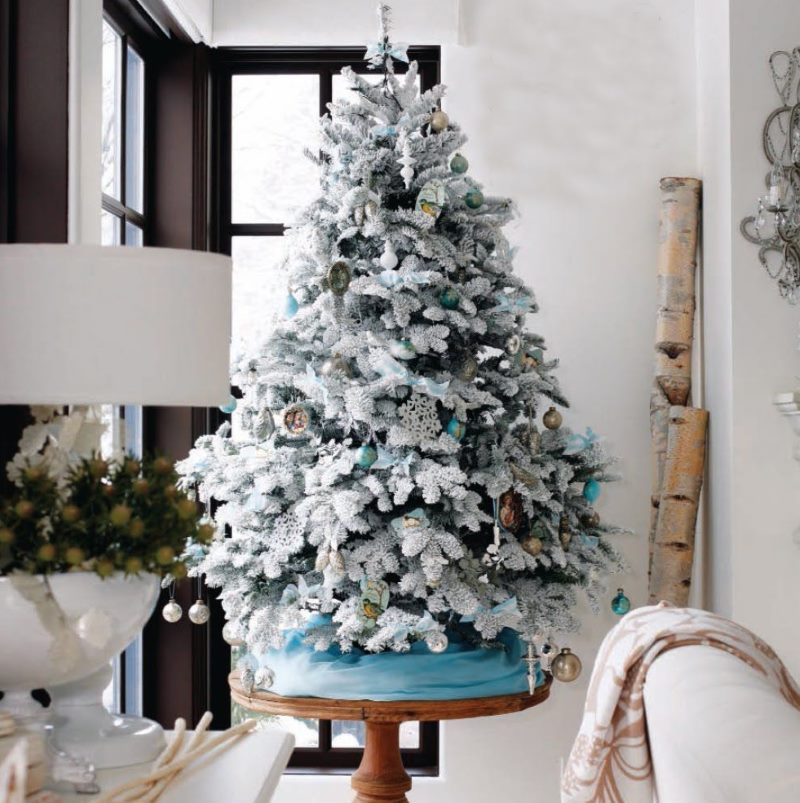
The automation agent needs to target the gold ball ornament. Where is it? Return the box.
[542,406,563,430]
[521,534,543,557]
[430,110,449,132]
[551,647,582,683]
[188,599,210,625]
[581,510,601,528]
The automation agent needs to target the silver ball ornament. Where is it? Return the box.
[551,647,582,683]
[254,666,275,690]
[543,406,563,430]
[222,621,244,647]
[162,600,182,623]
[320,353,352,378]
[188,599,210,625]
[425,631,449,654]
[430,110,449,132]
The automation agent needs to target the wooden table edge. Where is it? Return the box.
[229,670,552,722]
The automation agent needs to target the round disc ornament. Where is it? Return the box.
[498,489,524,532]
[505,334,522,355]
[281,402,313,437]
[327,261,352,296]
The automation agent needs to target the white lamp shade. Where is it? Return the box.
[0,244,232,406]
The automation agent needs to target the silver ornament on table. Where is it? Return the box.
[188,598,210,625]
[240,666,255,695]
[320,353,352,378]
[425,631,449,654]
[222,620,244,647]
[162,599,182,623]
[254,666,275,690]
[430,109,449,132]
[551,647,582,683]
[543,406,563,430]
[522,642,539,695]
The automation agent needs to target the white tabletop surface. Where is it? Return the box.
[56,727,294,803]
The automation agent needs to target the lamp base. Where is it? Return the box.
[49,666,165,769]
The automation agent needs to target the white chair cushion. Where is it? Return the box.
[645,644,800,803]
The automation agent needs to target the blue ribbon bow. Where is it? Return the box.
[375,270,432,288]
[364,40,410,66]
[491,292,531,315]
[564,428,602,455]
[390,507,430,533]
[461,596,521,624]
[305,363,329,403]
[372,445,415,474]
[391,610,439,641]
[374,353,450,399]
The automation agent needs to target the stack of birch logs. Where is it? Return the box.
[648,177,709,607]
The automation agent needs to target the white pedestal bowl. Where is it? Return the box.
[0,571,165,768]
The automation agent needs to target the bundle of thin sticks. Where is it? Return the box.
[95,713,257,803]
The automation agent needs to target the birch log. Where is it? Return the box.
[649,177,702,582]
[649,406,709,606]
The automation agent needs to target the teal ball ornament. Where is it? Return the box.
[611,588,631,616]
[355,445,378,469]
[583,479,601,503]
[450,153,469,174]
[439,288,459,310]
[446,417,466,441]
[465,188,484,209]
[390,339,417,361]
[285,293,299,319]
[219,395,237,414]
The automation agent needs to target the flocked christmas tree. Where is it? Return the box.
[178,6,625,666]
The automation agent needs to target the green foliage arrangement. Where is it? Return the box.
[0,455,213,578]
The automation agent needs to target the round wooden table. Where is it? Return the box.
[230,671,551,803]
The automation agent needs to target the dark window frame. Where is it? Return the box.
[101,1,152,244]
[209,45,441,776]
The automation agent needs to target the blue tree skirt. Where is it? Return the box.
[247,628,545,701]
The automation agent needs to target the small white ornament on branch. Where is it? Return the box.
[397,133,416,190]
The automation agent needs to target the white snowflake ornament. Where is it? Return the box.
[398,392,440,442]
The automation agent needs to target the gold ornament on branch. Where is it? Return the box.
[543,406,562,430]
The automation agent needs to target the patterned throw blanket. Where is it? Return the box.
[561,603,800,802]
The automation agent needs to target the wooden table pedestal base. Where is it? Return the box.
[350,721,411,803]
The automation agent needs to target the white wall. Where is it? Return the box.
[695,0,800,675]
[211,1,695,800]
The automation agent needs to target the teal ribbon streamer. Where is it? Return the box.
[461,596,521,624]
[374,353,449,398]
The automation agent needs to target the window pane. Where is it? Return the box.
[125,47,145,213]
[102,20,122,199]
[331,720,420,749]
[101,210,121,245]
[231,74,320,223]
[231,236,288,351]
[125,221,143,247]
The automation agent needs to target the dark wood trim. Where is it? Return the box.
[0,0,14,243]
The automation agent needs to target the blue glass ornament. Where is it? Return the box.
[355,445,378,469]
[583,478,601,503]
[465,188,484,209]
[446,417,466,441]
[611,588,631,616]
[218,395,237,414]
[389,339,417,361]
[439,288,459,310]
[285,293,299,319]
[450,153,469,174]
